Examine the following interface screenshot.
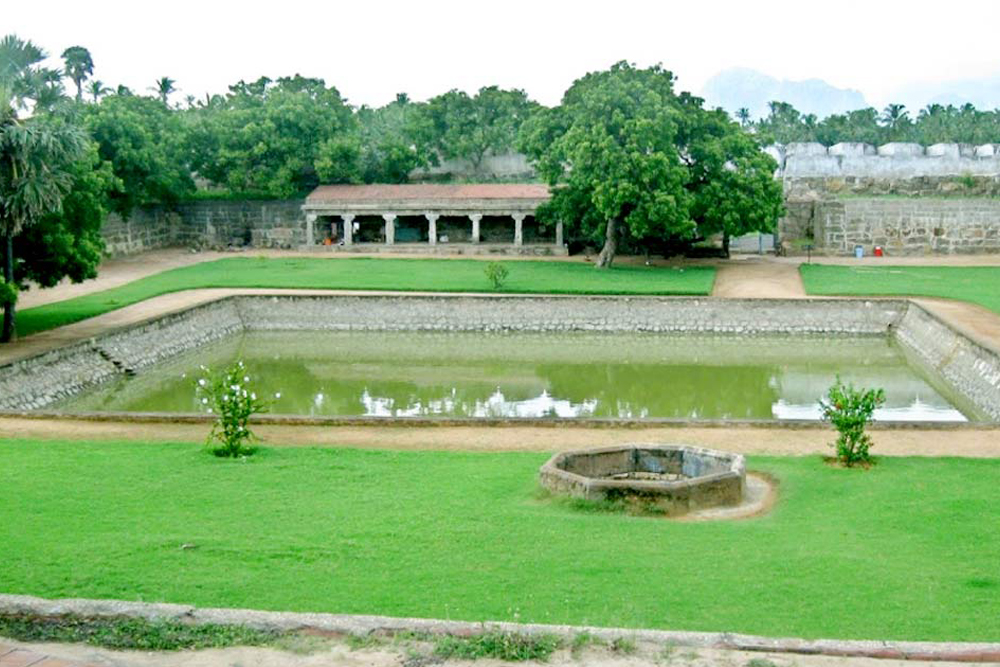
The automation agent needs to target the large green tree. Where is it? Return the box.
[682,101,784,256]
[61,45,94,102]
[521,62,783,267]
[187,75,354,197]
[0,35,89,341]
[84,92,193,216]
[521,62,692,268]
[411,86,537,174]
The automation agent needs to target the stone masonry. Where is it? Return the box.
[2,295,999,421]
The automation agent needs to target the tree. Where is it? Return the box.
[411,86,537,173]
[682,104,784,257]
[14,141,119,289]
[187,75,354,197]
[87,79,110,103]
[1,39,88,340]
[61,46,94,102]
[151,76,176,105]
[520,62,693,268]
[879,103,912,142]
[735,107,751,127]
[84,93,194,215]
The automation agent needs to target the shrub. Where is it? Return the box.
[484,261,509,290]
[434,631,561,662]
[820,377,886,467]
[0,277,17,308]
[195,360,276,457]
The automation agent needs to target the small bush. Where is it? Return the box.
[610,636,637,655]
[434,630,561,662]
[195,360,276,457]
[484,261,510,290]
[0,277,17,307]
[820,377,886,467]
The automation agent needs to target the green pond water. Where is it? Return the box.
[59,331,978,422]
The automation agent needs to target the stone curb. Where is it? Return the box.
[1,410,995,430]
[1,594,998,663]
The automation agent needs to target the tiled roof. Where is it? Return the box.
[307,183,550,202]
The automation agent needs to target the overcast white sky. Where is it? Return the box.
[8,0,1000,109]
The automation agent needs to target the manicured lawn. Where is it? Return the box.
[800,264,1000,314]
[16,258,715,337]
[1,440,997,641]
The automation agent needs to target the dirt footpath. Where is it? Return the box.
[2,636,990,667]
[2,417,998,457]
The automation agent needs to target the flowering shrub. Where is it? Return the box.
[820,377,886,467]
[195,360,278,457]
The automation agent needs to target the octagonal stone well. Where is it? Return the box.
[540,444,745,515]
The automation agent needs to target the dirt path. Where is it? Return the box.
[711,256,806,298]
[1,635,989,667]
[3,417,999,457]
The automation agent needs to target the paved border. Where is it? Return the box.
[1,594,998,663]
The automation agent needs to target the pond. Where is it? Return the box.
[57,331,978,422]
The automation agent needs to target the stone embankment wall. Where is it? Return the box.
[776,142,1000,255]
[3,294,999,421]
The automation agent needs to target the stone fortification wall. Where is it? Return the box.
[807,198,1000,255]
[776,142,1000,255]
[775,142,1000,181]
[101,200,306,257]
[101,208,182,256]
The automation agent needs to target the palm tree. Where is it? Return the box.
[0,35,87,342]
[61,45,94,102]
[87,79,110,103]
[735,107,751,127]
[151,76,176,105]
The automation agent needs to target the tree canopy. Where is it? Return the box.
[521,62,783,267]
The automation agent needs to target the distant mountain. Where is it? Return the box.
[700,68,868,121]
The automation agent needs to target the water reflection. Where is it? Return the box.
[59,331,975,422]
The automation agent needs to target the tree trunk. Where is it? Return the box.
[722,230,731,259]
[595,218,618,269]
[1,232,15,343]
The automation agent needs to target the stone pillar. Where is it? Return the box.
[342,214,354,245]
[425,213,440,245]
[382,213,396,245]
[512,213,525,247]
[555,220,564,248]
[305,213,317,246]
[470,214,482,244]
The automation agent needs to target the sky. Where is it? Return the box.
[7,0,1000,110]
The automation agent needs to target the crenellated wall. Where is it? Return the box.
[775,142,1000,255]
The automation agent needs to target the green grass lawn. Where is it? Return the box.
[16,258,715,337]
[800,264,1000,315]
[1,439,997,641]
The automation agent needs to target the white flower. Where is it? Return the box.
[198,379,206,386]
[274,392,282,399]
[207,408,213,413]
[242,389,248,398]
[222,395,228,401]
[243,376,250,382]
[250,393,256,400]
[201,398,208,404]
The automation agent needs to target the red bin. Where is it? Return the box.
[874,246,884,257]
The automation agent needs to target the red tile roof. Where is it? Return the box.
[307,184,550,202]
